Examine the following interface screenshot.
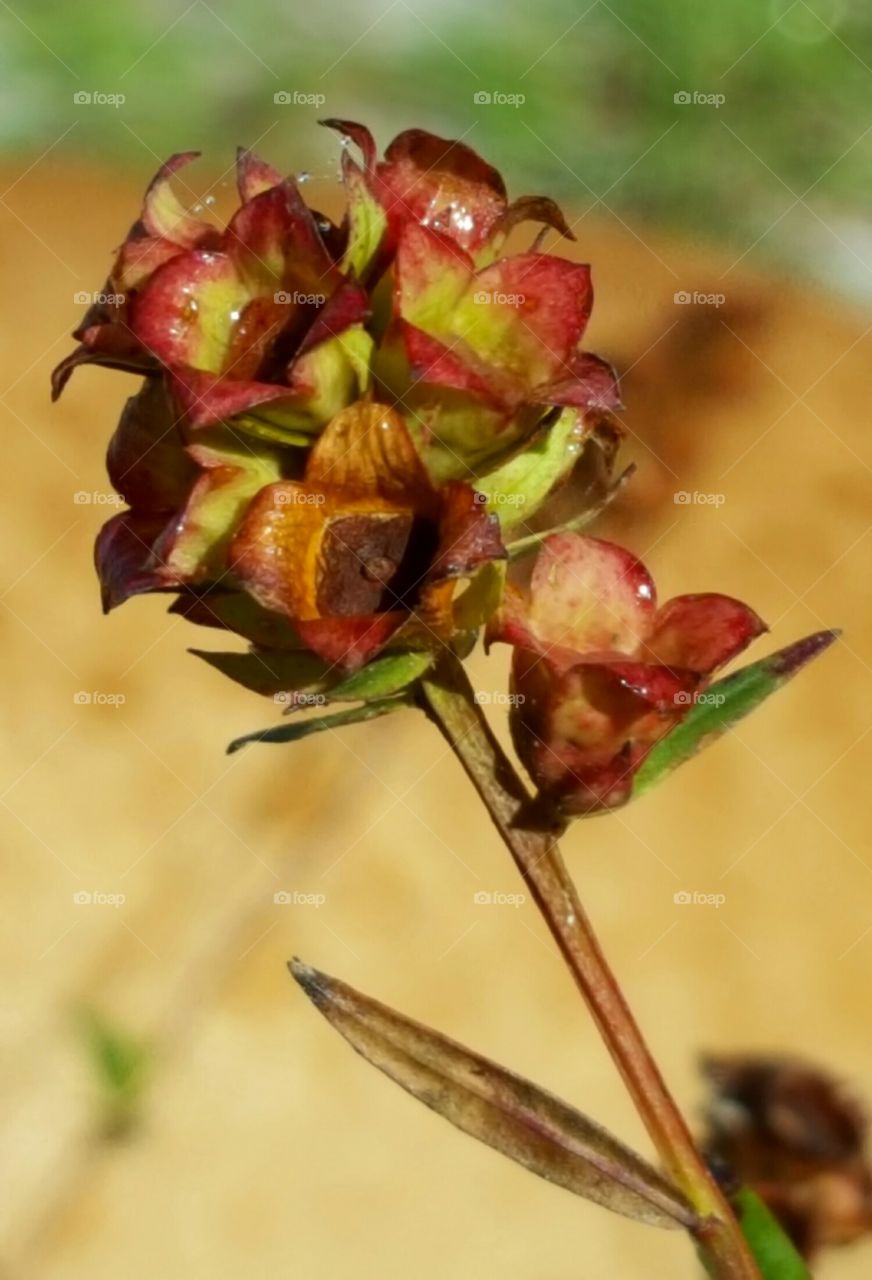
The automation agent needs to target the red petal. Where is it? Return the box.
[130,249,247,371]
[224,179,332,286]
[376,128,507,253]
[141,152,212,248]
[296,614,404,670]
[236,147,283,202]
[402,323,500,401]
[169,367,297,429]
[536,352,622,411]
[487,195,575,250]
[430,482,505,580]
[526,533,656,655]
[107,379,195,511]
[642,594,767,674]
[321,119,378,171]
[95,511,170,611]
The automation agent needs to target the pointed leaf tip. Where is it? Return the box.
[633,627,840,798]
[288,960,697,1230]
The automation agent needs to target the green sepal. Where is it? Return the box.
[227,694,415,754]
[633,630,840,798]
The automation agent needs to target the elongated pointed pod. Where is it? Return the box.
[289,959,697,1231]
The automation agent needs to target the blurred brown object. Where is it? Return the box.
[702,1055,872,1259]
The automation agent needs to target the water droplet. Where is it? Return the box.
[204,194,216,206]
[297,171,312,184]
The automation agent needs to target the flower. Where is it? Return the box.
[228,400,505,668]
[489,532,766,814]
[54,123,625,680]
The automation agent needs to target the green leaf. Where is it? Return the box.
[289,959,697,1231]
[191,647,330,696]
[226,694,414,753]
[732,1187,811,1279]
[633,630,840,798]
[326,650,434,701]
[194,647,433,704]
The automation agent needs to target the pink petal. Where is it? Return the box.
[168,367,298,429]
[224,179,332,286]
[642,594,768,674]
[95,511,171,611]
[527,533,657,655]
[141,152,212,248]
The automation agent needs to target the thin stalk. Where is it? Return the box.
[421,654,760,1280]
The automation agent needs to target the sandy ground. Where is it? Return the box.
[1,159,870,1279]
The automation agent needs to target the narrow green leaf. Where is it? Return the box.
[633,630,840,798]
[191,648,330,697]
[326,650,434,701]
[227,694,413,753]
[732,1187,811,1279]
[289,959,698,1231]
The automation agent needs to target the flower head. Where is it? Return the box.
[54,123,623,687]
[490,533,766,814]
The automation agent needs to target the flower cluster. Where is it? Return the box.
[55,121,619,674]
[58,121,833,816]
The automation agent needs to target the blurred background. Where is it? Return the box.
[1,1,870,1277]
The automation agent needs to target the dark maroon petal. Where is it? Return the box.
[236,147,283,202]
[320,118,378,171]
[107,378,195,511]
[643,594,768,674]
[95,511,170,612]
[488,195,575,248]
[430,482,506,580]
[296,614,405,670]
[224,179,333,284]
[536,352,623,412]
